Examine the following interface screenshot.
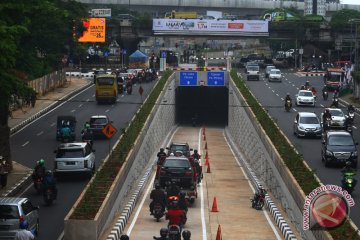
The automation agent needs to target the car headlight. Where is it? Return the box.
[326,150,333,156]
[316,127,321,131]
[299,126,305,130]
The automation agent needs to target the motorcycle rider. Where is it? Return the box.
[81,122,94,145]
[322,108,332,131]
[348,104,356,113]
[191,149,201,160]
[149,183,166,214]
[284,93,292,108]
[157,148,167,165]
[341,161,357,188]
[154,228,169,240]
[166,181,180,199]
[304,80,310,90]
[43,170,57,199]
[60,123,71,141]
[178,191,188,213]
[15,220,34,240]
[32,159,46,181]
[166,201,186,228]
[194,159,202,183]
[182,230,191,240]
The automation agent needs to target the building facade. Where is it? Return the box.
[304,0,326,16]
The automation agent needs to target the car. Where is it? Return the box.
[246,64,260,81]
[158,156,195,189]
[320,108,346,129]
[0,197,39,239]
[295,90,315,107]
[265,65,276,78]
[321,130,358,168]
[89,115,111,138]
[54,142,95,178]
[166,142,193,158]
[293,112,322,138]
[268,69,282,82]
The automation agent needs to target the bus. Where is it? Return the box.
[95,74,118,103]
[323,68,345,91]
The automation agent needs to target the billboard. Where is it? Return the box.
[78,18,106,43]
[153,19,268,36]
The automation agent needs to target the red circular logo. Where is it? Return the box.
[311,193,348,228]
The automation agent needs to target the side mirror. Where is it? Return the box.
[294,120,297,124]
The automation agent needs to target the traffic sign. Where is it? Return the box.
[179,71,197,86]
[122,49,127,55]
[161,51,167,58]
[104,51,109,57]
[102,123,117,139]
[207,72,225,86]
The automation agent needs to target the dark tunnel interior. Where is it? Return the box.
[175,86,229,127]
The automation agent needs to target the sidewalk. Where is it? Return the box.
[1,77,91,197]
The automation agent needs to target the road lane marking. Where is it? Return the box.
[224,134,282,240]
[353,126,357,129]
[86,98,90,102]
[50,122,56,127]
[92,94,95,97]
[22,141,29,147]
[71,109,75,112]
[281,98,284,101]
[78,104,83,107]
[293,108,297,112]
[320,104,324,107]
[272,90,275,93]
[105,109,110,113]
[37,131,43,136]
[276,94,279,96]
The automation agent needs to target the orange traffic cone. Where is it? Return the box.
[204,142,207,150]
[211,197,219,212]
[216,224,222,240]
[205,156,209,166]
[206,163,211,173]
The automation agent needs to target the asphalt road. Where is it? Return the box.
[10,81,156,240]
[238,68,360,228]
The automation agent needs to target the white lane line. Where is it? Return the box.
[198,129,207,240]
[293,108,298,112]
[272,90,275,93]
[71,109,76,113]
[276,94,279,97]
[127,173,156,235]
[105,109,110,113]
[50,122,56,127]
[223,134,282,240]
[320,104,324,107]
[86,99,90,102]
[92,94,95,97]
[280,98,284,101]
[268,86,271,89]
[353,126,357,129]
[36,131,43,136]
[78,104,83,107]
[296,87,299,90]
[292,84,295,87]
[22,141,29,147]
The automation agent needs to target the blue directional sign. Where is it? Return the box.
[179,71,198,86]
[104,51,109,57]
[161,51,167,58]
[207,72,225,86]
[122,49,127,55]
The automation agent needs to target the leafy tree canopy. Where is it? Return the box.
[330,9,360,33]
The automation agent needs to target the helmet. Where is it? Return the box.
[182,230,191,239]
[170,153,175,156]
[325,108,330,113]
[20,220,29,230]
[160,228,168,237]
[45,170,52,176]
[120,235,129,240]
[160,148,164,152]
[155,183,161,190]
[38,159,45,167]
[85,123,90,129]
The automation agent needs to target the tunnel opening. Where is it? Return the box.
[175,86,228,127]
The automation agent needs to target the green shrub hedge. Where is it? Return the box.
[230,69,359,239]
[70,70,172,219]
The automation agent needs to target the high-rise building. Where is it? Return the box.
[304,0,326,16]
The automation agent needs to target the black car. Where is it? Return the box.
[158,157,194,188]
[89,115,111,138]
[166,142,192,158]
[321,130,358,168]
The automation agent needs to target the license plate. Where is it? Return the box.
[172,178,180,182]
[66,161,75,165]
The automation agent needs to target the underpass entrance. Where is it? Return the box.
[174,70,229,126]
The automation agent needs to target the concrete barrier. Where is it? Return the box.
[64,74,177,240]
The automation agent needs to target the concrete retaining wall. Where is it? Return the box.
[64,75,177,240]
[226,78,330,240]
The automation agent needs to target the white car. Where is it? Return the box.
[295,90,315,107]
[320,108,346,129]
[265,65,276,78]
[268,69,282,82]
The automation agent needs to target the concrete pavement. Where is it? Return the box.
[0,77,92,197]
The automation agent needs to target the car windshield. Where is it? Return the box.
[163,159,190,168]
[299,91,312,97]
[56,148,84,158]
[300,116,319,124]
[328,135,354,146]
[0,205,19,219]
[170,145,188,152]
[90,118,108,125]
[271,70,281,74]
[248,66,259,71]
[330,110,344,117]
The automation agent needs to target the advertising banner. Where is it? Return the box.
[153,19,268,36]
[78,18,106,43]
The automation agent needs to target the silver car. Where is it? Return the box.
[54,142,96,178]
[294,112,322,138]
[320,108,346,129]
[0,198,39,239]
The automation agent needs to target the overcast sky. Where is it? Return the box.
[341,0,360,5]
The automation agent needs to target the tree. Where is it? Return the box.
[330,9,360,34]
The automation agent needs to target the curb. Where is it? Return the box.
[10,81,92,135]
[106,165,153,240]
[1,171,33,197]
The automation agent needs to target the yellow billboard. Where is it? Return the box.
[78,18,106,43]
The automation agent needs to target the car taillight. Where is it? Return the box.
[19,215,25,224]
[184,171,192,176]
[84,160,88,168]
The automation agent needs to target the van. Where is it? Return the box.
[95,74,118,103]
[246,64,260,81]
[0,198,39,239]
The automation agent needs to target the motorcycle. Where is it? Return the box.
[285,100,292,112]
[61,134,71,143]
[347,111,355,125]
[342,171,357,194]
[323,117,332,132]
[331,97,339,108]
[251,187,267,210]
[33,176,43,195]
[167,195,179,208]
[43,187,56,205]
[323,91,328,100]
[126,84,132,95]
[152,202,165,222]
[168,224,181,240]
